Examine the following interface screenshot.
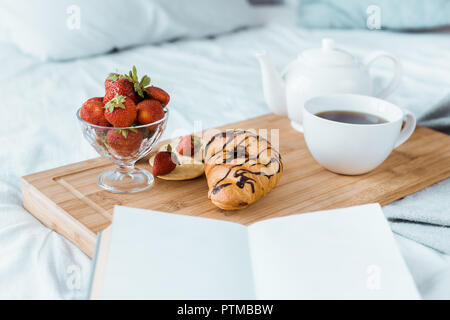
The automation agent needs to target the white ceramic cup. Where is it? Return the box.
[303,94,416,175]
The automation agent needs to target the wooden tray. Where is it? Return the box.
[22,114,450,257]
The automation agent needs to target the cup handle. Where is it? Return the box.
[363,51,403,99]
[394,109,416,149]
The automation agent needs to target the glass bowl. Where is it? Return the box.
[76,107,168,193]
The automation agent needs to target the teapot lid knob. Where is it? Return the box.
[300,38,355,67]
[322,38,335,51]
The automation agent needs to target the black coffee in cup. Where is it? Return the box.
[315,110,387,125]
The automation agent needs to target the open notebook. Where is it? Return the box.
[90,204,419,299]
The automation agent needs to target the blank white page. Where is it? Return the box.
[101,206,255,299]
[248,204,419,299]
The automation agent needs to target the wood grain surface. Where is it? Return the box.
[22,114,450,258]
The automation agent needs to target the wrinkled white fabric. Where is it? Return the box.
[0,0,258,61]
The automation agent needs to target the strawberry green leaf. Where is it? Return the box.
[104,94,126,112]
[122,66,151,98]
[132,66,138,81]
[140,75,150,88]
[107,73,124,82]
[166,144,172,153]
[134,83,145,98]
[114,129,128,138]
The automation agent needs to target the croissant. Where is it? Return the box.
[204,130,283,210]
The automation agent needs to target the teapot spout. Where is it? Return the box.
[255,52,287,116]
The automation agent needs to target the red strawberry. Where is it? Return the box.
[105,79,113,91]
[104,66,151,104]
[145,86,170,106]
[104,73,122,91]
[136,99,164,127]
[152,145,177,176]
[87,97,104,104]
[104,78,139,104]
[107,129,142,157]
[176,135,201,156]
[80,97,110,126]
[104,94,137,127]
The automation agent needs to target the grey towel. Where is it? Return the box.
[384,94,450,254]
[418,93,450,135]
[384,179,450,254]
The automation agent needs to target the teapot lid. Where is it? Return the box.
[301,38,355,66]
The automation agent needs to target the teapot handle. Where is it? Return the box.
[363,51,403,99]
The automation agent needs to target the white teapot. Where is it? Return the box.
[256,38,402,132]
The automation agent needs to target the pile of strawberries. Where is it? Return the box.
[80,66,170,157]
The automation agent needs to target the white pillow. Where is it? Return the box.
[0,0,258,61]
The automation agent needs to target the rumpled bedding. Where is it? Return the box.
[1,23,450,299]
[419,93,450,135]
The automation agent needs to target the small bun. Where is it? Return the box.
[204,130,283,210]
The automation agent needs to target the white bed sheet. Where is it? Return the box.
[1,23,450,299]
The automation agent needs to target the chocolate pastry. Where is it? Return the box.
[204,130,283,210]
